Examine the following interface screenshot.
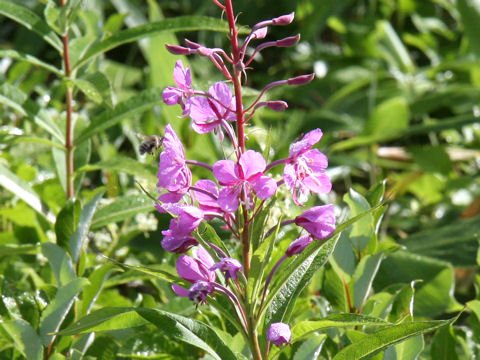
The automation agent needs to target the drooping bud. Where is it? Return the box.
[287,73,315,86]
[165,44,192,55]
[252,27,268,39]
[184,39,202,49]
[276,34,300,47]
[267,322,292,346]
[272,12,295,26]
[255,101,288,112]
[295,205,336,240]
[286,234,313,257]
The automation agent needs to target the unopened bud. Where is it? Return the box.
[198,47,214,57]
[287,73,315,86]
[252,27,268,39]
[184,39,201,49]
[165,44,191,55]
[266,101,288,111]
[272,12,295,26]
[276,34,300,47]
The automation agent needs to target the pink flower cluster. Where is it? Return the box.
[154,9,337,321]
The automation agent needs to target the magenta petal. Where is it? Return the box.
[189,96,214,123]
[251,175,277,199]
[155,192,184,213]
[239,150,266,179]
[303,172,332,193]
[173,60,191,89]
[162,87,182,105]
[213,160,239,185]
[176,255,209,282]
[172,284,189,297]
[217,186,240,212]
[307,149,328,169]
[289,128,323,157]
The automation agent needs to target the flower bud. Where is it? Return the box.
[252,27,268,39]
[286,234,313,257]
[210,257,243,281]
[267,322,291,346]
[287,73,315,86]
[265,101,288,112]
[272,12,295,26]
[165,44,192,55]
[295,204,336,240]
[276,34,300,47]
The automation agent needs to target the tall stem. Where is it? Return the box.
[60,0,74,199]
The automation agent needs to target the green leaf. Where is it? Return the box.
[458,0,480,57]
[351,253,383,309]
[74,88,164,145]
[73,79,104,104]
[0,0,62,52]
[0,83,64,143]
[401,216,480,267]
[137,308,238,360]
[69,190,104,263]
[57,307,147,336]
[0,163,55,223]
[364,97,410,136]
[430,326,459,360]
[39,278,89,346]
[79,72,114,107]
[264,234,340,326]
[78,157,157,183]
[73,16,231,70]
[90,194,153,229]
[104,256,183,285]
[384,335,424,360]
[375,251,462,317]
[292,335,327,360]
[80,264,118,317]
[343,189,374,251]
[332,320,450,360]
[55,198,81,252]
[0,49,62,75]
[292,314,390,341]
[375,21,415,73]
[0,244,39,257]
[44,0,64,35]
[0,319,44,360]
[409,146,452,175]
[41,243,76,287]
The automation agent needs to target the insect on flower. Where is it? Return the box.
[137,133,164,155]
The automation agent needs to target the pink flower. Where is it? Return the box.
[162,60,194,112]
[267,322,291,346]
[188,82,236,135]
[213,150,277,212]
[172,247,216,297]
[295,204,336,240]
[284,129,331,205]
[157,124,192,194]
[161,205,203,253]
[210,257,243,281]
[193,179,222,216]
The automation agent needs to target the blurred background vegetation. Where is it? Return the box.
[1,0,480,358]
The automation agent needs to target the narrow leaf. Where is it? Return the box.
[90,194,153,229]
[0,49,62,75]
[74,88,164,145]
[0,319,43,360]
[0,0,62,52]
[69,190,105,263]
[0,163,55,223]
[78,157,157,183]
[137,308,238,360]
[41,243,76,287]
[73,16,231,70]
[332,320,450,360]
[39,278,89,346]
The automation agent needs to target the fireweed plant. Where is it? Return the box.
[157,1,335,358]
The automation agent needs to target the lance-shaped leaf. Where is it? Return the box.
[332,320,450,360]
[137,308,238,360]
[0,319,43,360]
[39,278,89,346]
[41,243,76,287]
[73,16,232,70]
[69,190,105,263]
[74,88,164,145]
[0,49,62,75]
[0,163,55,223]
[0,0,62,52]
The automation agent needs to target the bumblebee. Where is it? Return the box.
[138,134,164,155]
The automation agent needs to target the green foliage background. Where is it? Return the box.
[0,0,479,359]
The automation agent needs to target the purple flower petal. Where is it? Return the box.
[251,174,277,200]
[295,204,336,239]
[267,322,291,346]
[172,284,189,297]
[239,150,266,179]
[289,128,323,158]
[213,160,239,185]
[217,186,241,212]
